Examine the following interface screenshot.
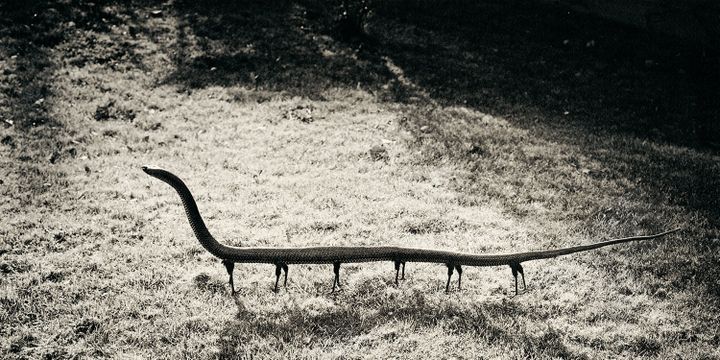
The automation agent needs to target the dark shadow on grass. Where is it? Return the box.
[0,2,62,130]
[1,1,69,207]
[0,0,162,205]
[217,285,587,359]
[167,0,392,98]
[374,0,719,148]
[166,0,720,148]
[0,0,164,129]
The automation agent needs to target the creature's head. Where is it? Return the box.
[141,165,162,175]
[142,165,181,185]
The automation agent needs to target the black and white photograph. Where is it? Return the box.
[1,0,718,358]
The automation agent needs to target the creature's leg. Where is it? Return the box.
[281,263,289,287]
[274,264,282,293]
[401,262,406,280]
[394,261,401,286]
[517,263,526,290]
[222,260,235,294]
[455,265,463,290]
[445,264,454,293]
[510,263,519,295]
[332,262,342,292]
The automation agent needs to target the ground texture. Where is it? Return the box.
[1,0,719,359]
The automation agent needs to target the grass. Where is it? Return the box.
[1,0,719,358]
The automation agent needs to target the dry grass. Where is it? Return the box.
[1,0,719,359]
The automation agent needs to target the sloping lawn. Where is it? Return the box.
[1,0,718,358]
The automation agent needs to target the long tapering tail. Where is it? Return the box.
[509,228,681,263]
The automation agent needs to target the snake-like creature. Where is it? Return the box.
[142,165,680,295]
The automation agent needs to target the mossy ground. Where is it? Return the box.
[1,0,718,358]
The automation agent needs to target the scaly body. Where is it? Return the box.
[142,166,679,294]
